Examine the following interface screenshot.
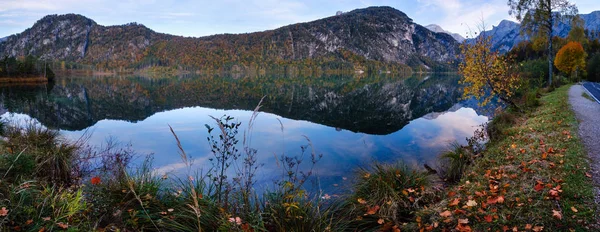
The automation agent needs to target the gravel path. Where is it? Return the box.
[568,85,600,204]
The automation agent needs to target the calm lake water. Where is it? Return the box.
[0,73,489,193]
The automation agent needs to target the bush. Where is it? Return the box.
[519,58,548,84]
[346,162,438,230]
[486,110,518,142]
[438,142,473,184]
[1,123,83,187]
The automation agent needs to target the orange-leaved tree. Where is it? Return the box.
[554,41,586,79]
[459,35,521,108]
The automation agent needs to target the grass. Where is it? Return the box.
[411,85,597,231]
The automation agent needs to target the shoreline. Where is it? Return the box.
[0,76,48,83]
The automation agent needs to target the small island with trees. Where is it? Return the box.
[0,55,54,83]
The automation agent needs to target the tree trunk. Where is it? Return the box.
[548,33,553,86]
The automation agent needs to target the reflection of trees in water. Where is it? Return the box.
[0,73,464,134]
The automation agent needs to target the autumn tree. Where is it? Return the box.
[508,0,578,86]
[459,35,521,108]
[554,41,586,80]
[567,15,588,46]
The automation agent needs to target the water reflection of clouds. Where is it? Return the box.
[1,105,488,194]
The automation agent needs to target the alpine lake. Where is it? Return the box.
[0,73,491,194]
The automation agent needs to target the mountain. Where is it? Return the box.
[0,37,6,43]
[0,7,460,72]
[478,11,600,53]
[425,24,465,42]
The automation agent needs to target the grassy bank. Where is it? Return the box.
[412,85,596,231]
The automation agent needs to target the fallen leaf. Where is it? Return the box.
[0,207,7,216]
[571,207,578,213]
[552,210,562,220]
[357,198,367,204]
[484,215,493,222]
[458,218,469,224]
[466,200,478,207]
[26,220,33,225]
[449,198,460,206]
[366,205,380,215]
[440,210,452,217]
[42,217,51,221]
[586,172,592,178]
[497,196,504,204]
[532,226,544,232]
[378,218,384,224]
[525,224,532,230]
[534,183,544,191]
[56,222,68,229]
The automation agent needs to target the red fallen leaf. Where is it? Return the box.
[534,183,544,191]
[91,176,101,185]
[448,191,457,197]
[547,147,555,153]
[366,205,380,215]
[541,153,548,159]
[484,215,493,222]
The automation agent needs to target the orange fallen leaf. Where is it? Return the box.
[366,205,380,215]
[552,210,562,220]
[0,207,7,216]
[377,218,384,224]
[440,210,452,217]
[571,206,578,213]
[449,198,460,206]
[56,222,68,229]
[357,198,367,204]
[532,226,544,232]
[525,224,532,230]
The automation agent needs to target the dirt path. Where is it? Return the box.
[568,84,600,205]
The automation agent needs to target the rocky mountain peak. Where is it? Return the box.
[425,24,465,42]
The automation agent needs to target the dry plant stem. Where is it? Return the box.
[169,125,202,232]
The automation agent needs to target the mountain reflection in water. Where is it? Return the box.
[0,73,489,193]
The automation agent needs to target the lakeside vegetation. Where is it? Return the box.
[0,56,55,82]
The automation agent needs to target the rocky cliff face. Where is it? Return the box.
[476,11,600,53]
[425,24,465,43]
[0,7,459,70]
[0,14,170,66]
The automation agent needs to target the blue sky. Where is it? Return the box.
[1,0,599,38]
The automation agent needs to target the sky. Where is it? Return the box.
[1,0,599,38]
